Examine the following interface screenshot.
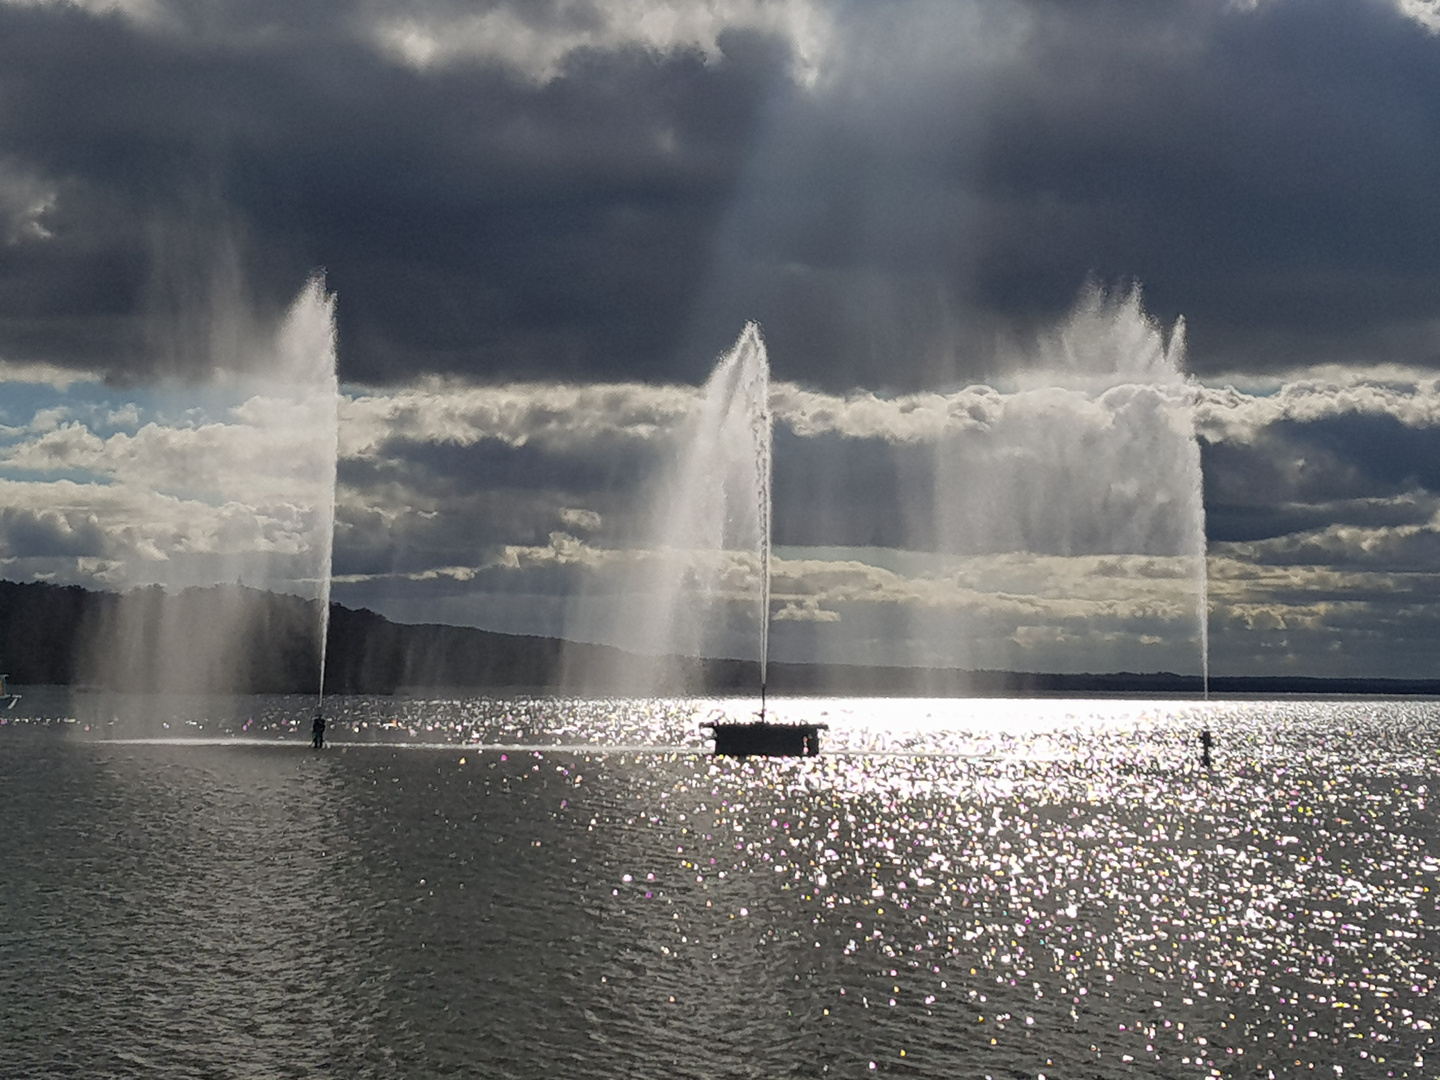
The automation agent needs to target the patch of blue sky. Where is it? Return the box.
[0,465,111,485]
[0,376,260,491]
[0,376,257,438]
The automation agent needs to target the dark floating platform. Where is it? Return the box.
[702,721,827,757]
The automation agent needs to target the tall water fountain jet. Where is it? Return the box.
[273,276,340,706]
[928,282,1209,684]
[73,274,340,696]
[756,348,774,697]
[590,323,772,694]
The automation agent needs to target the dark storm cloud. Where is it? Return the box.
[334,452,611,576]
[0,506,108,559]
[353,435,656,499]
[971,0,1440,376]
[332,413,680,578]
[4,0,1439,391]
[1202,414,1440,543]
[333,490,553,575]
[606,0,1440,387]
[772,429,932,548]
[1208,598,1440,678]
[0,1,783,381]
[1204,491,1434,546]
[1277,415,1440,495]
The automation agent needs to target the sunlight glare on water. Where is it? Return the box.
[1,693,1436,1078]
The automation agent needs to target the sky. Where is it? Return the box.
[4,0,1440,682]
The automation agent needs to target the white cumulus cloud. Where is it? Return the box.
[364,0,834,85]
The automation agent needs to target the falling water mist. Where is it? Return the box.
[76,275,340,696]
[922,282,1209,683]
[274,277,340,706]
[575,324,772,694]
[569,286,1206,693]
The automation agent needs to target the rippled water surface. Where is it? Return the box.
[2,692,1437,1078]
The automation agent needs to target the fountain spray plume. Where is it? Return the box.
[1057,286,1217,699]
[74,272,340,701]
[753,332,773,712]
[590,323,772,695]
[1188,380,1210,701]
[927,281,1209,684]
[271,275,341,708]
[1060,281,1208,693]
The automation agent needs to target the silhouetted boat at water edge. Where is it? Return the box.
[702,718,826,757]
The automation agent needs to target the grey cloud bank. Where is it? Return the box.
[3,0,1440,388]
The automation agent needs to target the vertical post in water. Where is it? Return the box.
[1198,558,1209,702]
[316,383,339,710]
[1200,552,1210,702]
[304,277,340,712]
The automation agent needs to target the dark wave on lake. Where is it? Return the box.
[2,694,1437,1078]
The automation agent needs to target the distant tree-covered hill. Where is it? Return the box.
[0,579,634,693]
[4,579,1440,696]
[0,579,320,692]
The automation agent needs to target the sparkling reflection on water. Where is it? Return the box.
[2,694,1437,1078]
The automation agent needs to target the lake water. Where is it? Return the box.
[2,691,1437,1078]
